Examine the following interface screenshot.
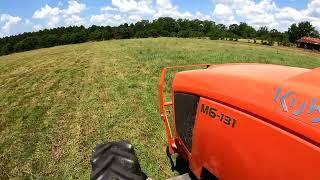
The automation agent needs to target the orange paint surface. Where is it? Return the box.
[159,64,320,179]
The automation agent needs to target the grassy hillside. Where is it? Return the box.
[0,38,320,179]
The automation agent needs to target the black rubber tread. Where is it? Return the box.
[91,141,147,180]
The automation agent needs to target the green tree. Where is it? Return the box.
[40,34,59,47]
[243,24,256,38]
[257,26,269,40]
[14,37,39,52]
[1,42,14,55]
[229,24,239,35]
[288,24,299,43]
[89,30,103,41]
[238,22,249,38]
[0,17,296,56]
[288,21,319,43]
[177,30,190,38]
[152,17,177,36]
[209,25,225,40]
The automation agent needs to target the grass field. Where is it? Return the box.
[1,38,320,179]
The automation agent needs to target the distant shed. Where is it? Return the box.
[297,37,320,51]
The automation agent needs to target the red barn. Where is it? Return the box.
[297,37,320,50]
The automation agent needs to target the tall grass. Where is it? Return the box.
[0,38,319,179]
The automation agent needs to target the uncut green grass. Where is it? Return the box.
[0,38,320,179]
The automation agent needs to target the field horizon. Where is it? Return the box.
[1,37,320,179]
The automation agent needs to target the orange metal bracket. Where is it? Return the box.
[158,64,211,155]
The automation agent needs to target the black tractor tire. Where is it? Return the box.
[90,141,147,180]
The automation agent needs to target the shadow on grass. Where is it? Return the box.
[166,147,197,179]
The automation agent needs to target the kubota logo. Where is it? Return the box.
[274,88,320,123]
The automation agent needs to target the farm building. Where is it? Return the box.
[297,37,320,51]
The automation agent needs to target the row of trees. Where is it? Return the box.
[208,21,319,46]
[0,17,319,56]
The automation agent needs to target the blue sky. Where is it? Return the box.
[0,0,319,37]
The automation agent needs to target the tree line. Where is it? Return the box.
[0,17,319,56]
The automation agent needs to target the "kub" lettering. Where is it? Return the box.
[274,88,320,123]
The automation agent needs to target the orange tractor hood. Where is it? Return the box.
[173,64,320,146]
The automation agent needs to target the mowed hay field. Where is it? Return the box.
[1,37,320,179]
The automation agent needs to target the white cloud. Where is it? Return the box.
[32,4,62,27]
[64,15,86,26]
[156,0,174,9]
[111,0,155,14]
[213,0,278,27]
[194,12,212,21]
[90,13,125,26]
[213,4,237,25]
[0,14,22,33]
[91,0,212,27]
[49,17,61,27]
[33,24,43,31]
[32,0,87,28]
[155,0,212,20]
[114,15,122,21]
[305,0,320,17]
[64,0,86,15]
[129,14,142,21]
[94,0,154,25]
[25,19,31,24]
[275,7,302,22]
[235,0,278,28]
[155,0,186,18]
[213,0,320,31]
[101,6,118,12]
[33,4,62,19]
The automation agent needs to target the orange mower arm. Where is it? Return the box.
[158,64,211,155]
